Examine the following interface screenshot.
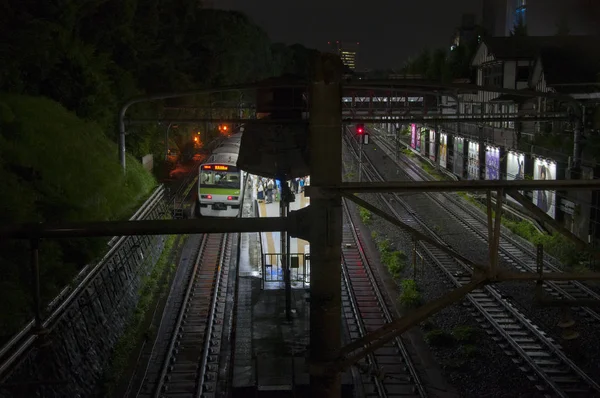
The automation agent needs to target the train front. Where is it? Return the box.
[198,163,243,217]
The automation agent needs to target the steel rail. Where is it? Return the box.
[341,198,428,397]
[375,135,600,321]
[346,131,600,396]
[195,234,229,398]
[151,233,209,397]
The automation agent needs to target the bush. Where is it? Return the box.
[385,251,407,278]
[399,278,421,308]
[503,219,584,267]
[452,325,477,343]
[425,329,454,347]
[0,94,156,342]
[0,94,156,223]
[359,207,372,224]
[461,344,478,358]
[377,239,390,253]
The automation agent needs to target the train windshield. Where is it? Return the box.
[200,170,240,189]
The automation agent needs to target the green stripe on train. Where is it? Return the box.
[199,188,241,195]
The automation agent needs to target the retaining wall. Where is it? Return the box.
[1,199,169,397]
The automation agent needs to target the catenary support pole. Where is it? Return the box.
[308,53,343,398]
[30,239,42,331]
[486,190,494,271]
[358,135,363,182]
[281,187,292,321]
[491,189,503,276]
[286,200,292,320]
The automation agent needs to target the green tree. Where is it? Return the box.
[426,48,448,81]
[0,94,156,341]
[272,43,319,78]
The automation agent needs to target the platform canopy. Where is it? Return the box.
[238,120,309,179]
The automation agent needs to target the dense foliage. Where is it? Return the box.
[0,1,317,158]
[402,43,477,83]
[0,94,156,339]
[0,1,318,340]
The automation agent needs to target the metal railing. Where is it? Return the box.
[262,253,309,289]
[0,185,169,393]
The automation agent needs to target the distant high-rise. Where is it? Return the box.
[452,13,477,48]
[328,41,359,71]
[482,0,600,37]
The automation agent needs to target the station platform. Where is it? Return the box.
[232,177,354,397]
[257,188,311,290]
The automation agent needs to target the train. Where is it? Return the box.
[197,129,247,217]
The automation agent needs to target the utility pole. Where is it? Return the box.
[308,53,343,398]
[572,106,584,179]
[164,122,173,161]
[280,178,293,321]
[358,135,363,182]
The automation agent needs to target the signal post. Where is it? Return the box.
[307,53,344,397]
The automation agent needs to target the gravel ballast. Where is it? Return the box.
[341,139,589,397]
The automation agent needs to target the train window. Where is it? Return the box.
[200,170,241,189]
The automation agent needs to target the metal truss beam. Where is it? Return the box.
[162,106,256,110]
[118,83,307,171]
[314,179,600,194]
[0,217,288,240]
[506,190,599,259]
[496,271,600,282]
[316,278,487,375]
[126,118,305,125]
[340,192,488,272]
[340,114,569,123]
[127,113,569,126]
[324,267,600,374]
[346,82,580,105]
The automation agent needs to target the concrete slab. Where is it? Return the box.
[233,178,353,396]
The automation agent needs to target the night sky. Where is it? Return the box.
[223,0,482,69]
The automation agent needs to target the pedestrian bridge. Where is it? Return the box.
[341,95,427,117]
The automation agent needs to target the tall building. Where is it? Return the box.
[328,41,359,71]
[451,13,477,49]
[482,0,600,37]
[506,0,527,34]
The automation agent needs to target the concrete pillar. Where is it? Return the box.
[308,54,343,398]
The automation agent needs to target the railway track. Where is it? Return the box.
[343,132,600,397]
[141,233,232,398]
[341,200,427,398]
[374,135,600,322]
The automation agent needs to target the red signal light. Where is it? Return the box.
[227,196,233,200]
[207,195,212,199]
[356,124,365,135]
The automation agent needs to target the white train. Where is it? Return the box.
[197,130,246,217]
